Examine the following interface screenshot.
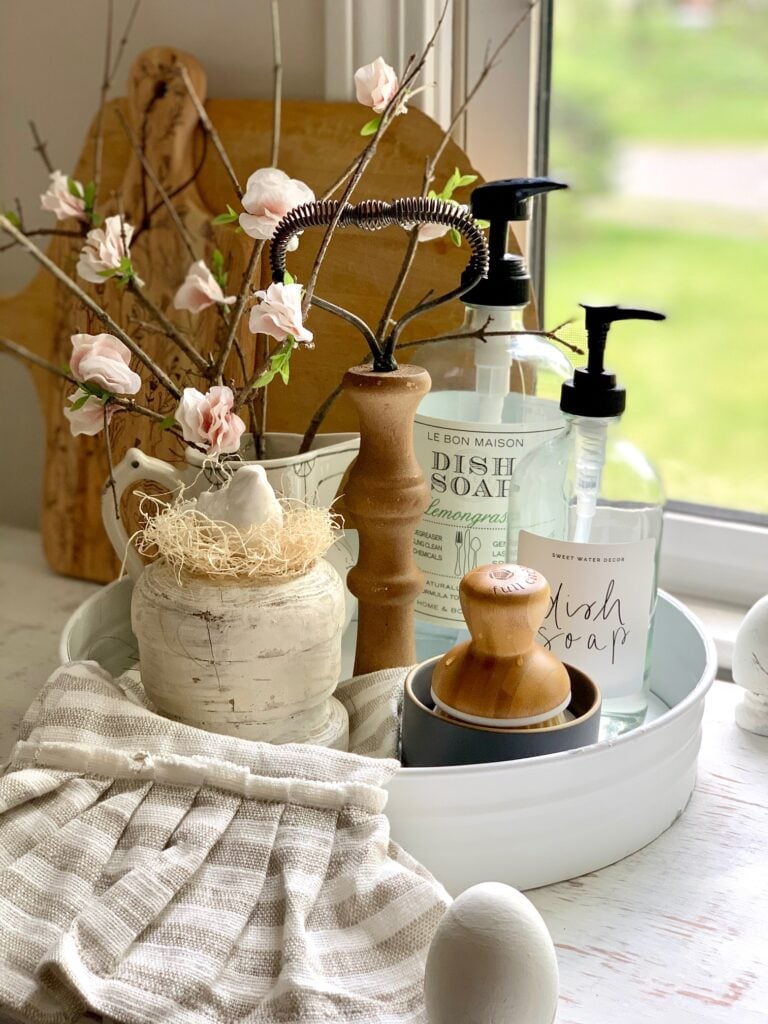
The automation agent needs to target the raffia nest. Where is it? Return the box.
[133,491,340,584]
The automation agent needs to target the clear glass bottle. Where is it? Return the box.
[411,179,571,662]
[508,304,666,736]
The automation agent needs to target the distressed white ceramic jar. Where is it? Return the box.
[131,558,348,749]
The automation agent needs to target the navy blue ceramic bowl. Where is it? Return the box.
[402,656,601,767]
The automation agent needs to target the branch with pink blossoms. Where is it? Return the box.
[0,214,180,399]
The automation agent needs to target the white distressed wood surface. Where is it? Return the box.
[528,689,768,1023]
[0,524,766,1022]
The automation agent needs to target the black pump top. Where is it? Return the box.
[560,304,666,418]
[461,177,567,307]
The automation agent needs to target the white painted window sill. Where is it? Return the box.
[669,593,745,678]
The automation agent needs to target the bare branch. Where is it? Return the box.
[108,0,142,83]
[103,404,120,520]
[425,2,537,189]
[298,349,374,454]
[126,280,209,372]
[0,228,83,254]
[212,239,265,381]
[93,0,114,203]
[232,336,291,408]
[0,334,179,424]
[377,1,538,356]
[145,131,208,222]
[115,109,198,262]
[28,120,54,174]
[375,223,420,341]
[177,62,243,200]
[0,214,180,399]
[296,317,580,449]
[270,0,283,168]
[396,319,584,355]
[301,0,452,316]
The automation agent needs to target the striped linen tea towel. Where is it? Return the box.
[0,662,447,1024]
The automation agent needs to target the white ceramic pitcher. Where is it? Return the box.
[102,432,360,590]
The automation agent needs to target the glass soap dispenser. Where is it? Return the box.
[412,177,571,661]
[508,303,666,736]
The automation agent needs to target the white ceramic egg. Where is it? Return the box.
[733,593,768,736]
[424,882,559,1024]
[195,464,283,533]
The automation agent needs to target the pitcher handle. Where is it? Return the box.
[102,447,184,581]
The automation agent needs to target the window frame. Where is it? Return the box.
[325,0,768,621]
[526,0,767,615]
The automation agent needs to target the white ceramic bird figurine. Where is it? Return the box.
[733,593,768,736]
[424,882,559,1024]
[195,465,284,533]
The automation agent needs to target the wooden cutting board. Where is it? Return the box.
[0,46,528,583]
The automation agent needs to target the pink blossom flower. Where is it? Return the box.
[76,215,138,284]
[173,260,236,314]
[354,57,402,115]
[64,390,114,436]
[248,282,313,345]
[175,386,246,456]
[40,170,88,222]
[70,332,142,395]
[239,168,314,250]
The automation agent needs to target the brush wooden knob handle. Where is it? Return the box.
[460,564,550,658]
[432,564,571,726]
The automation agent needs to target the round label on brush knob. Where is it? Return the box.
[432,563,571,725]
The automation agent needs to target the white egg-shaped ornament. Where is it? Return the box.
[733,594,768,737]
[424,882,559,1024]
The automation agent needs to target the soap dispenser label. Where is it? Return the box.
[413,412,562,626]
[517,531,656,699]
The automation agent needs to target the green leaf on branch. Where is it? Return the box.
[253,342,295,388]
[449,228,462,247]
[70,393,91,411]
[2,210,21,228]
[436,169,479,203]
[475,218,490,229]
[211,248,228,288]
[212,204,239,225]
[283,270,295,285]
[360,116,382,137]
[80,380,109,400]
[83,181,96,209]
[67,177,83,199]
[159,415,178,430]
[442,168,462,199]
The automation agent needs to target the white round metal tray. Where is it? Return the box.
[61,583,716,894]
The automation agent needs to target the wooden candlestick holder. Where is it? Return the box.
[339,363,431,674]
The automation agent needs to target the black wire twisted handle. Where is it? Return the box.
[269,197,490,370]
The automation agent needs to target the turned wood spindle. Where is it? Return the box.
[340,363,431,674]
